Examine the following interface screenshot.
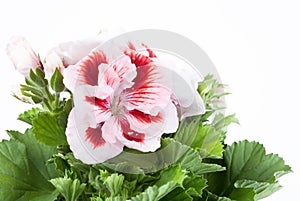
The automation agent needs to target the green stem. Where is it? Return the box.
[54,93,60,109]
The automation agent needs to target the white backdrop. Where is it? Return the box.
[0,0,298,200]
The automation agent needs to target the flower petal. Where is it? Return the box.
[124,65,171,114]
[63,50,107,91]
[72,85,112,127]
[6,36,42,77]
[66,109,123,164]
[126,101,178,137]
[48,36,103,65]
[124,50,152,67]
[101,116,119,143]
[43,52,65,79]
[115,118,163,152]
[153,53,205,119]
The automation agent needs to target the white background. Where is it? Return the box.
[0,0,298,200]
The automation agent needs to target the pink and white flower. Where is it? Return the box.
[43,36,104,79]
[43,32,122,79]
[64,42,205,164]
[6,36,43,77]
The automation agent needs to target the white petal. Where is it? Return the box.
[6,36,41,77]
[66,109,123,164]
[153,53,205,119]
[43,51,64,79]
[102,116,119,143]
[72,85,112,126]
[49,36,102,65]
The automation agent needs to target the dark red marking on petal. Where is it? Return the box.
[129,109,163,124]
[142,43,157,58]
[128,41,136,50]
[120,120,145,143]
[112,62,130,79]
[125,65,162,106]
[124,50,152,67]
[79,50,107,86]
[85,123,106,149]
[85,96,110,111]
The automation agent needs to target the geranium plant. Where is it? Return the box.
[1,30,291,201]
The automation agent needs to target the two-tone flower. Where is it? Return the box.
[64,42,205,164]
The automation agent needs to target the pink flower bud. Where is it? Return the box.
[6,36,42,77]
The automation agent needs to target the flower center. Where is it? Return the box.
[110,93,125,116]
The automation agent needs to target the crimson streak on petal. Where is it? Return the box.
[85,123,106,149]
[124,50,152,67]
[129,109,163,124]
[85,96,110,110]
[79,51,107,86]
[120,120,145,143]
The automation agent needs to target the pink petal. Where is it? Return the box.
[63,50,107,91]
[126,101,178,137]
[101,117,119,143]
[66,109,123,164]
[85,124,106,149]
[48,36,103,65]
[79,50,107,86]
[124,65,172,114]
[117,118,161,152]
[43,52,64,79]
[6,36,42,77]
[152,53,206,119]
[72,85,112,127]
[124,50,152,67]
[141,43,157,58]
[85,96,112,123]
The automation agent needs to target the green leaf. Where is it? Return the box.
[17,107,42,125]
[106,138,224,175]
[207,140,291,197]
[119,165,187,201]
[229,188,255,201]
[0,130,59,201]
[154,165,186,188]
[162,175,207,201]
[211,113,239,134]
[234,179,282,200]
[32,112,67,146]
[29,68,47,87]
[50,68,65,92]
[174,118,224,159]
[104,173,125,196]
[50,177,86,201]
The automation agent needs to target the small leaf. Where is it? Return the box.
[50,177,86,201]
[32,112,67,146]
[174,118,224,159]
[103,173,125,196]
[50,68,65,92]
[234,179,282,200]
[17,107,42,125]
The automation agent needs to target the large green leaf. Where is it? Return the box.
[106,138,224,175]
[0,130,59,201]
[32,112,67,146]
[207,140,291,198]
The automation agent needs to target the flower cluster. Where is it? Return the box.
[7,34,204,163]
